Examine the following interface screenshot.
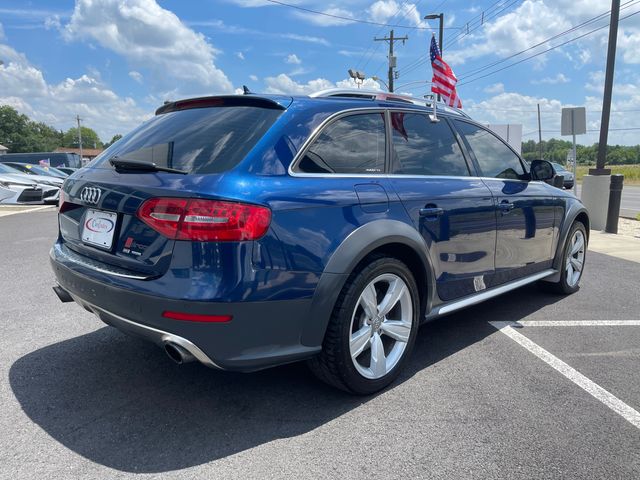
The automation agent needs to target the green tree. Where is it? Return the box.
[62,126,103,149]
[103,134,123,149]
[0,105,63,152]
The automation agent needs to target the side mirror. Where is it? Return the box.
[530,159,555,181]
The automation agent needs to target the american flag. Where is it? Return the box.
[430,35,462,108]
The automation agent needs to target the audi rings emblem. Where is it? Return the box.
[80,186,102,204]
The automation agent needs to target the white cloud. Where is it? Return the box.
[484,83,505,94]
[236,51,245,60]
[285,53,301,65]
[448,1,570,65]
[464,84,640,145]
[264,73,382,95]
[63,0,233,95]
[618,28,640,64]
[0,45,48,97]
[44,15,62,31]
[533,73,570,85]
[0,22,5,41]
[585,70,639,97]
[129,70,143,83]
[367,1,426,28]
[186,18,331,46]
[264,74,334,95]
[280,33,330,46]
[0,40,148,141]
[249,74,258,82]
[448,0,640,72]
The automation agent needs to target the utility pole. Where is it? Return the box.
[537,104,543,159]
[374,29,408,92]
[76,114,83,162]
[593,0,620,175]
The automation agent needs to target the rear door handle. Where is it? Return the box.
[498,200,515,213]
[419,207,444,218]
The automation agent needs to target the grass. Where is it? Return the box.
[575,164,640,185]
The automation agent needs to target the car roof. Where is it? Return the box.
[155,90,471,119]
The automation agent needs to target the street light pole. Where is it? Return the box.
[425,13,444,101]
[592,0,620,175]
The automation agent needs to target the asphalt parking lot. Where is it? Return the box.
[1,208,639,479]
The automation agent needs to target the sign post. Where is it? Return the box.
[561,107,586,195]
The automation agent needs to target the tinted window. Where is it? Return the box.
[297,113,386,174]
[91,106,282,174]
[454,121,526,180]
[1,153,81,168]
[390,113,469,176]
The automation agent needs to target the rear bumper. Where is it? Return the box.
[50,246,320,371]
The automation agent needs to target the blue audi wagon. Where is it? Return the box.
[51,89,589,394]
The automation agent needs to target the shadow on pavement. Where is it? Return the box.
[10,283,563,473]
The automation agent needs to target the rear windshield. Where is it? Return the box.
[91,106,282,174]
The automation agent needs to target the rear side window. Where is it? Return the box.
[91,106,282,174]
[454,120,526,180]
[296,113,386,174]
[390,112,469,176]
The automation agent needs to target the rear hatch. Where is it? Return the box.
[57,96,287,278]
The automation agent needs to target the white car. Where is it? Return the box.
[0,174,43,204]
[0,163,60,203]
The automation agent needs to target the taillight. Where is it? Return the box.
[58,189,71,213]
[137,198,271,241]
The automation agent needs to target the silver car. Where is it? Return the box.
[0,173,43,204]
[0,163,60,203]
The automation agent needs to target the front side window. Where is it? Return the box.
[390,112,469,176]
[296,113,386,174]
[454,120,527,180]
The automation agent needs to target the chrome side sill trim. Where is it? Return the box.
[427,269,556,319]
[73,295,222,370]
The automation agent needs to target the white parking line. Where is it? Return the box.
[509,320,640,327]
[490,321,640,430]
[0,205,54,217]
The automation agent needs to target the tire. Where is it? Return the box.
[543,221,587,294]
[308,255,420,395]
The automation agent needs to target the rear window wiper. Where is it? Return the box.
[109,157,187,174]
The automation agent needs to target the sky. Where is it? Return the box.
[1,0,639,146]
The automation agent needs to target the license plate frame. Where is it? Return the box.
[81,209,118,250]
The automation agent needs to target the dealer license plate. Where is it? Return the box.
[82,209,118,249]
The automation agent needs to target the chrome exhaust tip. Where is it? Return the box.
[164,342,196,365]
[53,285,74,303]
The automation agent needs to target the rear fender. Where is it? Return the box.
[300,219,436,347]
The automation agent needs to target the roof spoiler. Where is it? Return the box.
[155,95,289,115]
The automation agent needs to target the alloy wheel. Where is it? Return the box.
[349,273,413,380]
[566,229,586,287]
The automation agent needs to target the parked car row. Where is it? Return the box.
[0,162,67,204]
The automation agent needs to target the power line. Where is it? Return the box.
[445,0,520,49]
[264,0,460,30]
[400,0,523,77]
[458,0,639,81]
[457,9,640,87]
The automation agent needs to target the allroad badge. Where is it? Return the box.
[80,186,102,204]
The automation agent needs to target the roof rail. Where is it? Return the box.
[309,88,470,118]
